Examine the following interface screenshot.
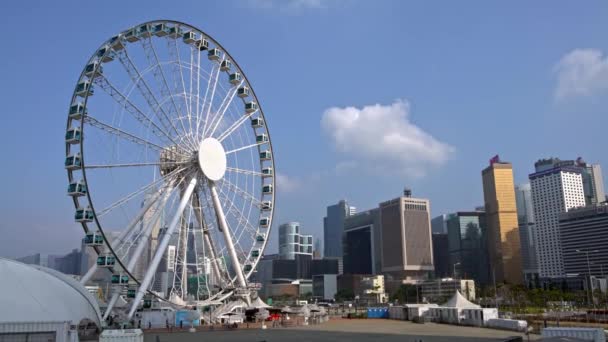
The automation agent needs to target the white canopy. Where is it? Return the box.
[442,290,480,309]
[0,258,102,327]
[251,297,270,309]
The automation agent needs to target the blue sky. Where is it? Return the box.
[0,0,607,257]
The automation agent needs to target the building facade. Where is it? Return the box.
[431,214,448,234]
[379,193,434,282]
[278,222,313,260]
[313,274,338,301]
[418,278,476,302]
[515,183,539,286]
[343,208,382,275]
[446,211,490,286]
[432,233,449,278]
[324,200,356,258]
[559,203,608,278]
[530,162,586,278]
[482,158,523,284]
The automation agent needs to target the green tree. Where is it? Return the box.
[335,288,354,302]
[390,284,418,303]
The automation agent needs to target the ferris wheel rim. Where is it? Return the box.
[65,19,276,306]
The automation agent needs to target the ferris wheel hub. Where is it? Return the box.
[198,138,227,181]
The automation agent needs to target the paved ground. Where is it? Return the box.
[144,318,538,342]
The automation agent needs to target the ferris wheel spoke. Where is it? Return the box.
[168,33,196,148]
[96,167,184,217]
[206,80,242,138]
[141,36,189,139]
[216,185,258,237]
[93,76,180,146]
[85,161,190,169]
[84,116,173,153]
[225,167,263,177]
[201,59,222,137]
[197,63,218,141]
[225,142,265,155]
[217,109,259,142]
[218,178,262,206]
[115,47,180,139]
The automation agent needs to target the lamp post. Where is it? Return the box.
[576,249,599,307]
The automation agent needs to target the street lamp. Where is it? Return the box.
[576,249,599,307]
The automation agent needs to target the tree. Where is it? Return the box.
[335,288,354,302]
[390,284,418,303]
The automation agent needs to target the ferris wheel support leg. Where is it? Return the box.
[192,191,225,288]
[127,177,198,320]
[208,180,248,294]
[80,264,98,285]
[103,194,169,320]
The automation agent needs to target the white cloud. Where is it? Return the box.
[275,172,301,193]
[554,48,608,100]
[321,100,454,177]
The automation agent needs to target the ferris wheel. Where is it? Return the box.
[65,20,275,319]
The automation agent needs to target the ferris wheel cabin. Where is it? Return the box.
[229,72,242,85]
[260,151,272,161]
[137,24,152,38]
[84,61,102,78]
[196,38,209,51]
[67,180,87,197]
[243,264,253,272]
[261,201,272,211]
[74,207,94,223]
[65,127,82,144]
[84,231,103,246]
[256,234,266,242]
[96,46,114,63]
[126,287,137,298]
[109,35,124,51]
[183,31,197,44]
[124,29,140,42]
[237,86,250,98]
[251,250,260,258]
[262,184,273,195]
[65,153,82,170]
[245,102,258,113]
[261,167,273,177]
[208,48,221,61]
[168,26,183,38]
[251,118,264,128]
[69,103,86,120]
[220,59,232,71]
[97,254,115,267]
[111,273,130,285]
[259,217,270,228]
[256,134,268,144]
[75,81,93,98]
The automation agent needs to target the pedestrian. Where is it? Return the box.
[148,321,151,329]
[165,319,169,330]
[138,320,141,329]
[180,320,183,329]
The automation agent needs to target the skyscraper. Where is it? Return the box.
[379,190,434,282]
[515,183,539,286]
[431,214,448,234]
[529,160,586,278]
[343,208,382,275]
[278,222,313,260]
[482,157,523,284]
[323,200,355,258]
[446,211,490,286]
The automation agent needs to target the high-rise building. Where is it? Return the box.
[446,211,490,286]
[343,208,382,275]
[431,214,448,234]
[529,161,586,278]
[379,191,434,282]
[515,183,539,286]
[482,157,523,284]
[323,200,355,258]
[278,222,313,260]
[313,238,322,259]
[559,203,608,278]
[432,233,449,278]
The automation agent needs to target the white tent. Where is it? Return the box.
[251,297,271,309]
[443,290,480,308]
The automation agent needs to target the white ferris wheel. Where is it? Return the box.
[64,20,275,320]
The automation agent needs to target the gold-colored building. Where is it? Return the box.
[482,159,523,284]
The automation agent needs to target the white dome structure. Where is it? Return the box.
[0,257,102,340]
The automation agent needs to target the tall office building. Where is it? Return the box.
[343,208,382,275]
[559,203,608,278]
[515,183,539,286]
[279,222,313,260]
[379,190,434,282]
[529,161,586,278]
[482,157,523,284]
[431,214,448,234]
[432,233,449,278]
[535,158,605,206]
[446,211,490,286]
[323,200,356,258]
